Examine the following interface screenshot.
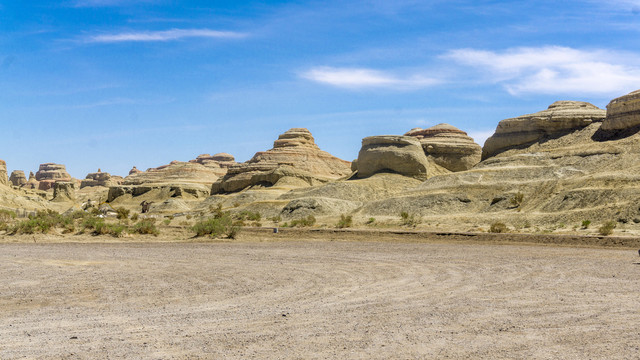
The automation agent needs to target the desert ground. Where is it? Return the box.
[1,230,639,359]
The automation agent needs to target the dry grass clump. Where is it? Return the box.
[336,214,353,229]
[192,212,239,239]
[598,221,616,236]
[489,222,508,233]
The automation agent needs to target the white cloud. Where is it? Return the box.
[86,28,247,43]
[444,46,640,96]
[300,66,440,90]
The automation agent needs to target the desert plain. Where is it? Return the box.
[1,229,639,359]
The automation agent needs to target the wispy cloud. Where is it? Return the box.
[85,28,247,43]
[445,46,640,96]
[300,66,440,90]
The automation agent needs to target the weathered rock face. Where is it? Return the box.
[129,166,142,175]
[212,128,351,193]
[482,101,606,159]
[189,153,237,177]
[80,169,123,188]
[24,172,39,190]
[52,181,76,202]
[35,163,72,191]
[9,170,27,187]
[601,90,640,131]
[0,160,7,186]
[405,123,482,172]
[353,136,429,179]
[123,161,221,186]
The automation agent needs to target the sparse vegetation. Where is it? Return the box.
[400,211,420,227]
[115,207,130,220]
[366,217,375,225]
[336,214,353,228]
[163,219,171,226]
[131,213,139,221]
[289,215,316,227]
[235,211,261,222]
[510,192,524,208]
[581,220,591,229]
[489,222,508,233]
[192,213,240,239]
[132,219,160,236]
[598,221,616,236]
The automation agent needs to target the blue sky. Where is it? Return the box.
[2,0,640,178]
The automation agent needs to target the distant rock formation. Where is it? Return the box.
[482,101,606,159]
[129,166,142,175]
[405,123,482,172]
[24,172,38,190]
[211,128,351,193]
[80,169,123,188]
[0,160,7,186]
[9,170,27,187]
[35,163,72,191]
[52,181,76,202]
[601,90,640,131]
[124,161,221,186]
[353,136,429,179]
[189,153,237,176]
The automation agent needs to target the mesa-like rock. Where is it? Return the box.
[405,123,482,171]
[211,128,351,193]
[9,170,27,187]
[35,163,72,191]
[600,89,640,131]
[80,169,123,188]
[353,136,429,179]
[482,101,606,159]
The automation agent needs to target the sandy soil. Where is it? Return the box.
[1,232,639,359]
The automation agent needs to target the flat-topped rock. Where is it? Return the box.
[188,153,237,176]
[0,160,7,186]
[601,89,640,131]
[353,135,429,179]
[405,123,482,171]
[212,128,351,193]
[9,170,27,187]
[482,101,606,159]
[80,169,123,188]
[123,161,221,186]
[35,163,72,191]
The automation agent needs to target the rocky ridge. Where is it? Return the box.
[405,123,482,171]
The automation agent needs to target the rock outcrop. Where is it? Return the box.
[601,90,640,131]
[24,172,38,190]
[123,161,221,186]
[0,160,7,186]
[353,136,429,179]
[482,101,606,159]
[189,153,237,177]
[35,163,72,191]
[129,166,142,175]
[9,170,27,187]
[52,181,76,202]
[80,169,123,188]
[405,123,482,171]
[211,128,351,193]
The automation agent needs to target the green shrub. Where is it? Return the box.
[510,192,524,208]
[366,217,375,225]
[400,211,420,227]
[192,213,239,239]
[598,221,616,236]
[0,209,17,222]
[581,220,591,229]
[11,210,63,234]
[489,222,508,233]
[290,215,316,227]
[115,207,130,220]
[131,213,139,221]
[132,219,159,236]
[336,214,353,229]
[163,219,171,226]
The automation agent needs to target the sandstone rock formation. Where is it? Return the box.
[482,101,606,159]
[405,123,482,171]
[124,161,221,186]
[211,128,351,193]
[35,163,72,191]
[24,172,39,190]
[52,181,76,202]
[601,89,640,131]
[353,136,429,179]
[189,153,237,177]
[0,160,7,186]
[129,166,142,175]
[9,170,27,187]
[80,169,123,188]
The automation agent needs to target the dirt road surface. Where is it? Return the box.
[1,235,639,359]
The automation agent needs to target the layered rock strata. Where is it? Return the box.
[123,161,221,186]
[211,128,351,193]
[35,163,72,191]
[0,160,7,186]
[405,123,482,171]
[189,153,237,177]
[601,90,640,131]
[129,166,142,175]
[482,101,606,159]
[80,169,123,188]
[353,136,429,179]
[9,170,27,187]
[52,181,76,202]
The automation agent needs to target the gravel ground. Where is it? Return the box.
[1,236,639,359]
